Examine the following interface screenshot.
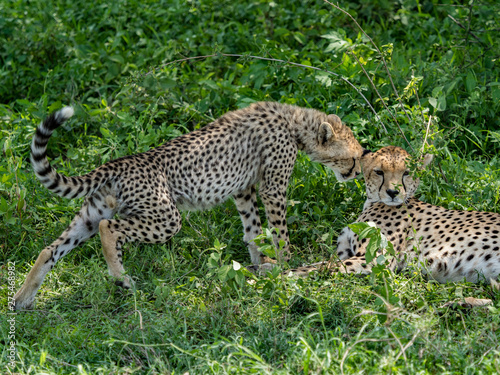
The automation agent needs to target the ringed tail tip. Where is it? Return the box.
[57,106,75,121]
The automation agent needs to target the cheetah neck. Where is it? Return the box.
[286,106,328,153]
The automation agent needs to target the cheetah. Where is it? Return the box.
[14,102,365,309]
[291,146,500,283]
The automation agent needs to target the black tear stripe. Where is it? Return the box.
[379,174,385,192]
[344,158,356,177]
[402,178,407,193]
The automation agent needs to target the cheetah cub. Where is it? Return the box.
[292,146,500,283]
[15,102,365,309]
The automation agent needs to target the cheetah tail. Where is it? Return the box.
[31,107,106,200]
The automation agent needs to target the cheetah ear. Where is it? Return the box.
[327,114,342,126]
[318,122,337,145]
[327,114,344,133]
[360,149,374,167]
[421,153,434,168]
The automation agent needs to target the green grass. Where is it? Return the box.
[1,0,500,373]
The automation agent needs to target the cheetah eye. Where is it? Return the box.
[374,170,384,176]
[403,171,410,176]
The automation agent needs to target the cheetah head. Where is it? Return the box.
[361,146,433,206]
[309,114,366,182]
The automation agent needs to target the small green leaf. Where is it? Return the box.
[359,226,377,240]
[376,254,386,265]
[389,295,400,304]
[109,54,124,64]
[217,265,231,282]
[261,245,276,259]
[436,94,446,111]
[429,95,446,111]
[349,221,376,236]
[100,127,111,138]
[365,237,379,263]
[386,241,395,256]
[466,71,477,93]
[200,80,219,90]
[234,271,245,286]
[293,31,306,45]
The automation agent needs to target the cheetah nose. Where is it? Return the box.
[386,189,399,199]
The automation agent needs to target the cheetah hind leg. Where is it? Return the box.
[99,220,134,289]
[99,204,182,289]
[14,192,117,310]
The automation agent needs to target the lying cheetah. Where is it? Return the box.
[291,146,500,283]
[14,102,365,309]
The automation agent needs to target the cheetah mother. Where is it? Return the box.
[293,146,500,283]
[14,102,365,309]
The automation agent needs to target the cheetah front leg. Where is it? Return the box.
[336,227,359,259]
[234,186,264,265]
[285,257,374,277]
[334,226,399,275]
[259,185,290,264]
[326,256,372,275]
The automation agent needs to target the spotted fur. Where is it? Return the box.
[290,146,500,283]
[14,102,364,309]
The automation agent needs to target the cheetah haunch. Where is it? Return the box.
[292,146,500,283]
[15,102,365,309]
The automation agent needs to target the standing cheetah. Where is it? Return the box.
[14,102,365,309]
[291,146,500,283]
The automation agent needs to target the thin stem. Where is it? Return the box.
[412,70,427,126]
[448,11,485,47]
[421,115,432,154]
[323,1,413,127]
[394,329,421,364]
[346,48,414,151]
[387,326,408,365]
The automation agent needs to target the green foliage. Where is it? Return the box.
[253,227,288,262]
[349,221,401,323]
[349,221,396,264]
[1,0,500,373]
[206,239,249,292]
